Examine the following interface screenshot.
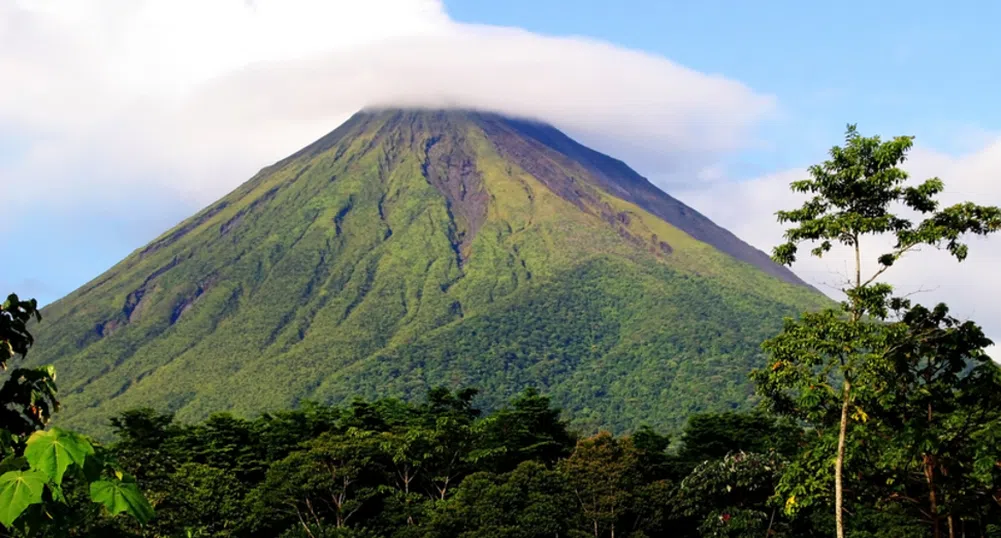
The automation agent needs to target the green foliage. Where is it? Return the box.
[0,470,46,527]
[678,452,781,538]
[427,461,585,538]
[92,388,587,537]
[475,387,576,473]
[754,124,1001,537]
[771,124,999,327]
[254,430,382,530]
[1,294,41,368]
[20,385,997,537]
[90,475,155,522]
[0,427,155,530]
[558,432,641,538]
[0,290,154,534]
[677,411,801,464]
[772,125,999,303]
[1,294,58,443]
[859,302,1001,533]
[24,427,94,485]
[85,390,657,537]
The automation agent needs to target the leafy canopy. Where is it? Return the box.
[752,124,1001,538]
[0,291,155,532]
[772,124,1000,316]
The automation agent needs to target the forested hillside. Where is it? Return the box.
[25,109,826,436]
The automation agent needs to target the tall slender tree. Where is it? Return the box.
[751,125,1001,538]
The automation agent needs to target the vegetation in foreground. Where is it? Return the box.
[6,385,1001,538]
[2,124,1000,538]
[1,294,152,536]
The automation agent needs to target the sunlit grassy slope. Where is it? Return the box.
[29,109,828,436]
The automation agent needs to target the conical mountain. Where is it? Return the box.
[29,108,826,435]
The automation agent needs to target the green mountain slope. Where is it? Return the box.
[28,109,828,435]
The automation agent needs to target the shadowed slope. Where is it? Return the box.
[487,114,807,285]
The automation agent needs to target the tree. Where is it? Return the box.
[253,430,381,535]
[422,415,480,502]
[426,461,585,538]
[754,309,896,523]
[375,388,484,528]
[476,388,576,474]
[0,292,154,533]
[678,451,785,538]
[559,432,641,538]
[864,302,1001,537]
[677,411,802,466]
[751,125,1001,538]
[377,427,430,528]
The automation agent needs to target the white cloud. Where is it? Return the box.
[675,139,1001,357]
[1,0,772,210]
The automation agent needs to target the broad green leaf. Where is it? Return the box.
[0,470,47,527]
[90,479,154,524]
[24,427,94,485]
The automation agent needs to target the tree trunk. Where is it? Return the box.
[404,468,415,526]
[835,237,862,538]
[924,454,941,538]
[947,514,955,538]
[295,507,317,538]
[438,476,451,501]
[835,377,851,538]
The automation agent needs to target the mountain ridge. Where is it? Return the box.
[266,107,807,286]
[28,108,827,436]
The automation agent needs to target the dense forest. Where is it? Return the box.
[4,385,1001,538]
[3,128,1001,538]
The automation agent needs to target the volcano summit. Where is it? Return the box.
[28,109,826,434]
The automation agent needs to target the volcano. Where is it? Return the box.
[28,108,826,435]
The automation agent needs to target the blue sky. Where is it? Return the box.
[448,0,1000,174]
[2,0,999,347]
